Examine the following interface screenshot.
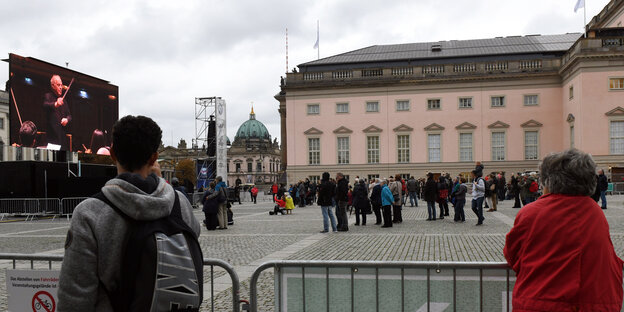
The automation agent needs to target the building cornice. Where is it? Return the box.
[362,125,383,133]
[520,119,543,128]
[488,121,510,129]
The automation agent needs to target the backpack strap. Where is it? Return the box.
[92,191,135,312]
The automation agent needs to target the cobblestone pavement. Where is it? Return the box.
[1,196,623,311]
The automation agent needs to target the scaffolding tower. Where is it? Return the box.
[195,97,220,186]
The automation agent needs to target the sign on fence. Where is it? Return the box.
[6,270,60,312]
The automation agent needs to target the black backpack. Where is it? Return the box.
[94,191,204,312]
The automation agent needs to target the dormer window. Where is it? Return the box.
[431,44,442,52]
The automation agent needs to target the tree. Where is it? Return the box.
[175,159,196,186]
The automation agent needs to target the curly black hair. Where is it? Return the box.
[112,115,162,171]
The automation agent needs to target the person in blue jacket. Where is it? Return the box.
[380,180,395,228]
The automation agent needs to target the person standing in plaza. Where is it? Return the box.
[452,177,467,222]
[407,176,419,207]
[335,172,349,231]
[201,182,220,230]
[471,170,485,225]
[598,169,609,209]
[390,174,403,223]
[424,172,438,221]
[504,149,623,311]
[487,173,498,212]
[214,176,228,230]
[370,179,383,225]
[250,185,258,204]
[380,179,394,228]
[353,179,368,226]
[58,115,202,310]
[317,172,337,233]
[497,173,506,202]
[437,176,449,219]
[511,173,521,208]
[271,183,278,202]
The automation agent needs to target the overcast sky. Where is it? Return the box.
[0,0,608,147]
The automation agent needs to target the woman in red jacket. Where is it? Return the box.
[504,149,623,311]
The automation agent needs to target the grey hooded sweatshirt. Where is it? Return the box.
[57,173,201,311]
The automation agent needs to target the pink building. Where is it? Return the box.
[276,0,624,182]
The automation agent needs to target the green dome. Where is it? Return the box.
[235,109,271,141]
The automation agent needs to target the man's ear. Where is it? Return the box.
[148,152,159,166]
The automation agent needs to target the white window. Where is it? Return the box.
[491,96,505,107]
[459,133,473,162]
[396,100,410,111]
[459,97,472,109]
[610,78,624,90]
[491,132,506,161]
[309,176,320,183]
[397,135,410,163]
[337,136,350,164]
[368,174,380,181]
[366,101,379,112]
[307,104,320,115]
[428,134,441,162]
[524,131,538,160]
[235,163,241,172]
[427,99,441,110]
[0,117,4,129]
[308,138,320,165]
[336,103,349,113]
[256,162,262,172]
[247,162,253,172]
[524,95,539,106]
[570,125,575,149]
[367,136,380,164]
[610,121,624,154]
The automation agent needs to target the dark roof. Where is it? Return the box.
[299,33,582,67]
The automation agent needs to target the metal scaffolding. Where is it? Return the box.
[194,97,220,184]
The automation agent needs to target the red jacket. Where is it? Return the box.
[504,193,623,311]
[274,196,285,208]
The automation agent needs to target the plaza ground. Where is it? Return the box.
[1,195,623,311]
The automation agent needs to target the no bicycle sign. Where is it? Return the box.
[6,270,60,312]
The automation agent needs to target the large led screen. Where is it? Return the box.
[8,53,118,153]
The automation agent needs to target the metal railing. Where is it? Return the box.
[0,198,62,221]
[60,197,88,220]
[249,260,513,312]
[0,253,241,312]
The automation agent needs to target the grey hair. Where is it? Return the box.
[539,149,596,196]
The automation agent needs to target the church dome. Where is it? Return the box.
[235,107,271,141]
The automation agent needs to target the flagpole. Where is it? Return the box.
[584,3,587,38]
[317,20,320,60]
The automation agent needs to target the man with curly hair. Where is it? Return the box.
[58,115,201,310]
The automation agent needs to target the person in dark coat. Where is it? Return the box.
[511,173,521,208]
[370,180,383,225]
[335,173,349,231]
[201,182,220,230]
[437,176,449,219]
[317,172,337,233]
[424,173,438,221]
[598,169,609,209]
[452,178,467,222]
[353,179,368,226]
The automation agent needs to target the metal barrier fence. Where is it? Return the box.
[60,197,89,220]
[0,253,242,312]
[612,182,624,195]
[0,198,62,221]
[249,260,514,312]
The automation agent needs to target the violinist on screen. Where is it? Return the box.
[43,75,72,150]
